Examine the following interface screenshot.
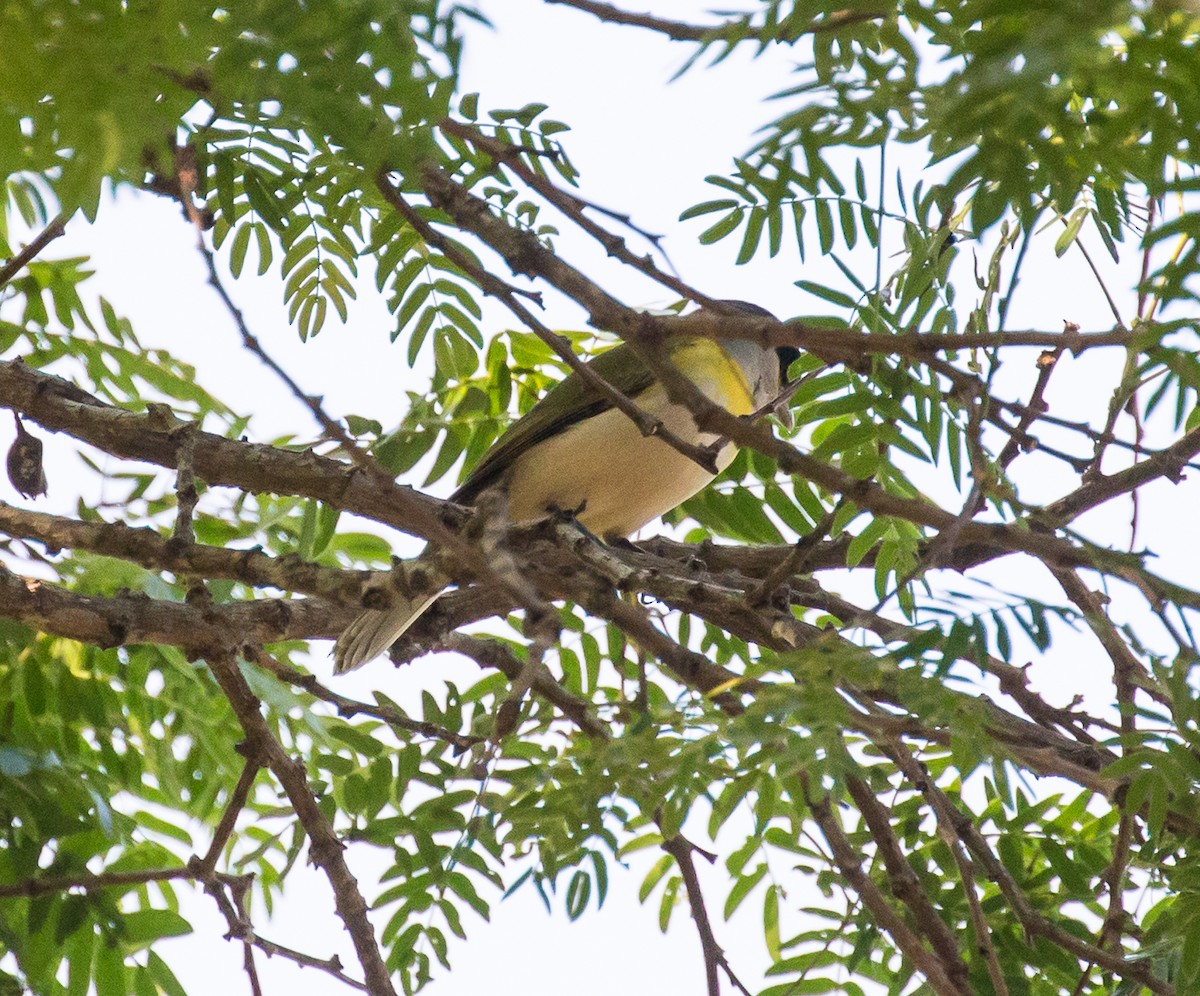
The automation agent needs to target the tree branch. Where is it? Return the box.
[845,775,970,989]
[542,0,724,41]
[544,0,884,43]
[0,214,67,289]
[196,755,262,879]
[0,499,440,614]
[204,649,398,996]
[441,119,718,311]
[0,859,371,992]
[245,646,484,750]
[0,562,342,648]
[660,832,749,996]
[885,739,1173,995]
[805,782,970,996]
[0,357,457,542]
[435,631,610,739]
[0,866,192,899]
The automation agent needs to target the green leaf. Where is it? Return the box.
[65,924,96,996]
[565,869,591,920]
[93,942,126,996]
[794,279,856,309]
[814,198,834,254]
[1054,207,1088,257]
[736,206,766,264]
[121,909,193,945]
[699,209,744,245]
[724,862,767,919]
[146,953,188,996]
[229,222,252,278]
[680,199,740,221]
[764,885,781,961]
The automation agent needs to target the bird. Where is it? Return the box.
[333,301,799,673]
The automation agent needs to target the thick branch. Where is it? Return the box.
[0,563,341,648]
[0,499,431,613]
[0,352,1135,586]
[0,358,456,542]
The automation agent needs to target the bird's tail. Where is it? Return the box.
[333,591,441,674]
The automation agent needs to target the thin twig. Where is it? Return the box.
[197,239,376,474]
[250,931,367,992]
[0,866,192,898]
[205,649,399,996]
[845,775,970,989]
[196,756,262,879]
[746,500,844,607]
[246,646,484,750]
[943,827,1010,996]
[437,631,610,738]
[924,352,1200,475]
[1059,564,1141,969]
[885,739,1173,995]
[911,342,1064,585]
[441,119,715,311]
[804,780,969,996]
[1070,229,1125,328]
[0,214,67,289]
[544,0,884,42]
[660,831,751,996]
[543,0,726,40]
[1137,197,1157,321]
[1052,568,1160,706]
[193,863,368,994]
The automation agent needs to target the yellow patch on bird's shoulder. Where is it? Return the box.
[669,338,755,415]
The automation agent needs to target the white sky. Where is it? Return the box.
[6,2,1197,994]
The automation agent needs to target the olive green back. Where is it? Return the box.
[451,343,654,505]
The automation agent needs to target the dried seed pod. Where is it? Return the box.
[8,413,48,499]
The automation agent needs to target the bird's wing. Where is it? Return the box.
[451,343,654,505]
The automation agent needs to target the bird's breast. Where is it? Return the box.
[503,343,751,539]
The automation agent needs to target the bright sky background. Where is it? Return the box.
[9,2,1197,994]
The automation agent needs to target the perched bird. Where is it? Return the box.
[334,301,798,673]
